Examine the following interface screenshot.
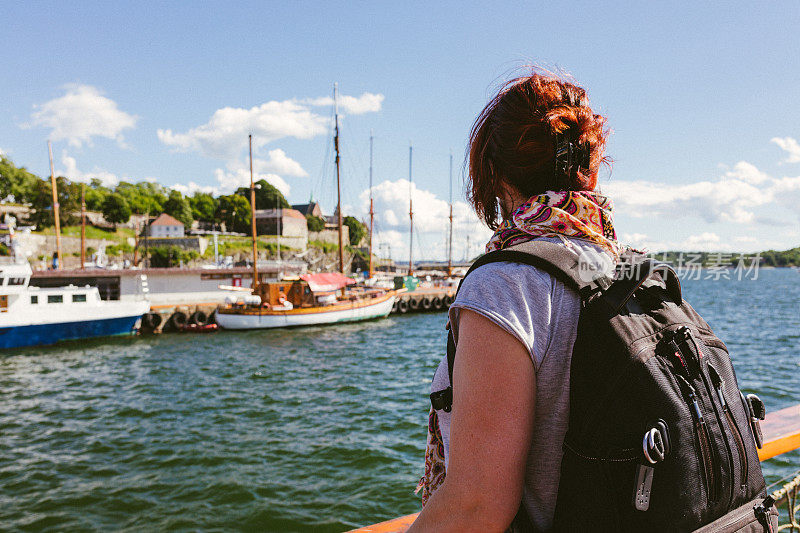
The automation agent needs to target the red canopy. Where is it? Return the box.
[300,272,356,292]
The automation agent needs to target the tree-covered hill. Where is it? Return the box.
[0,155,290,234]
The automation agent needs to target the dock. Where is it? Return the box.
[391,287,456,314]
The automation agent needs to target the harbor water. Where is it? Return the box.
[1,269,799,531]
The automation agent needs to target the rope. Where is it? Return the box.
[769,469,800,532]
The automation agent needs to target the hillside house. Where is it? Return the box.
[146,213,185,238]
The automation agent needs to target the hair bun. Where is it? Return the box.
[467,68,610,229]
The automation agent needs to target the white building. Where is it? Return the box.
[147,213,185,238]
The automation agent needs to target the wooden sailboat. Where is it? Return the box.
[214,84,402,330]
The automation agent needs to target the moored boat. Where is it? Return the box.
[215,273,401,329]
[0,259,150,349]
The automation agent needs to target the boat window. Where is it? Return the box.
[8,277,26,285]
[31,295,38,304]
[72,294,87,303]
[47,295,64,304]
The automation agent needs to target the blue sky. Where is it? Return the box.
[3,1,800,259]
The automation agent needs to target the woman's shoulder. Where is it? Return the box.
[455,259,574,306]
[451,259,580,367]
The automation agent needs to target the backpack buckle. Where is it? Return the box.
[430,387,453,412]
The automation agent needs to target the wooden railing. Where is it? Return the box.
[349,403,800,532]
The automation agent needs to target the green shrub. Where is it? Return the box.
[309,240,338,253]
[148,245,197,267]
[106,242,134,256]
[306,214,325,232]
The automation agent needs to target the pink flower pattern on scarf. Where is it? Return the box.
[486,190,621,258]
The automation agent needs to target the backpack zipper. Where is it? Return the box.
[708,362,749,489]
[675,327,734,508]
[675,374,718,502]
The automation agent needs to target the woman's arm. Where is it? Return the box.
[408,309,537,533]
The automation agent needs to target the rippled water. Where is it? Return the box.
[1,269,798,531]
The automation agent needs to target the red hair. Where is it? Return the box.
[467,69,610,228]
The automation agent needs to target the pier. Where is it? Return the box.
[391,287,456,315]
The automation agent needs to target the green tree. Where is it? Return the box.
[102,193,132,227]
[27,176,79,228]
[236,179,290,210]
[115,181,167,214]
[343,216,366,246]
[84,178,110,211]
[215,194,251,234]
[189,192,218,222]
[28,178,55,228]
[0,156,42,203]
[306,214,325,232]
[163,190,193,228]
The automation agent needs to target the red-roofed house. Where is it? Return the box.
[147,213,185,238]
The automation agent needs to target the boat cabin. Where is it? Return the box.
[0,260,102,313]
[256,280,314,308]
[253,273,357,308]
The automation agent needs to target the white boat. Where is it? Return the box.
[215,273,401,330]
[0,259,150,349]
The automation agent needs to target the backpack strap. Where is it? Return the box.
[429,241,615,412]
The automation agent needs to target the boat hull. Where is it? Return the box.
[0,314,143,349]
[215,293,397,330]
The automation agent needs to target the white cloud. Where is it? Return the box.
[170,181,219,196]
[213,159,291,197]
[620,231,734,252]
[304,92,385,115]
[259,148,307,177]
[683,232,724,250]
[771,137,800,164]
[355,179,491,261]
[157,92,383,162]
[60,151,119,186]
[158,100,327,160]
[603,162,781,225]
[723,161,770,184]
[158,92,384,200]
[29,84,137,147]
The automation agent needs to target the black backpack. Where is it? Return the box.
[430,241,778,532]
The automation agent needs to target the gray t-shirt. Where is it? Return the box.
[430,238,605,531]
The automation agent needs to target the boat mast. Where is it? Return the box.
[47,141,62,270]
[334,83,345,274]
[368,130,374,279]
[249,134,259,291]
[80,183,86,270]
[448,150,453,277]
[408,144,413,276]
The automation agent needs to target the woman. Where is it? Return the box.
[411,70,620,532]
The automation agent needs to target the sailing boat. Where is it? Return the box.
[214,84,402,330]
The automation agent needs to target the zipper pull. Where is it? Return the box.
[676,326,703,375]
[676,374,704,423]
[754,495,775,533]
[707,363,728,409]
[666,336,690,377]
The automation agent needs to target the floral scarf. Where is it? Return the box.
[416,190,621,507]
[486,190,621,258]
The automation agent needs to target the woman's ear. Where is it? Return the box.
[498,182,525,219]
